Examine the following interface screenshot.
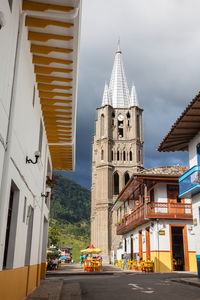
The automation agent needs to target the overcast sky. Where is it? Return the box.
[61,0,200,189]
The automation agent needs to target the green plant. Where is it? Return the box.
[46,176,56,188]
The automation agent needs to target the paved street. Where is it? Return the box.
[28,264,200,300]
[46,273,200,300]
[79,273,200,300]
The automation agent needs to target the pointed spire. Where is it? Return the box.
[130,82,139,107]
[101,81,111,106]
[116,39,121,53]
[109,42,130,108]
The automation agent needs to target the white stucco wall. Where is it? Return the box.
[121,219,195,256]
[188,132,200,167]
[0,0,52,271]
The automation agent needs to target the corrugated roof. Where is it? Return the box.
[158,92,200,152]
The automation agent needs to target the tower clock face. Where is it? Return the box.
[118,114,124,121]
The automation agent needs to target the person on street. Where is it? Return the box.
[137,254,141,269]
[123,252,129,270]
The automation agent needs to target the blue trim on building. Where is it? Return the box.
[179,165,199,182]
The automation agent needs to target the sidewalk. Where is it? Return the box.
[46,263,131,277]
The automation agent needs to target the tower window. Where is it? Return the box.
[123,151,126,161]
[117,151,120,161]
[111,151,113,161]
[112,111,115,126]
[137,114,140,139]
[125,173,130,185]
[138,149,140,162]
[127,112,130,118]
[101,149,104,161]
[100,114,104,137]
[114,172,119,195]
[118,114,124,138]
[130,151,132,161]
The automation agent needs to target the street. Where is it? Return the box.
[48,273,200,300]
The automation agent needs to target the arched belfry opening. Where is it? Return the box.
[124,172,130,186]
[123,151,126,161]
[101,149,104,161]
[100,114,104,137]
[113,172,119,195]
[130,151,132,161]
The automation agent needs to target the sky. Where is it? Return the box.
[61,0,200,189]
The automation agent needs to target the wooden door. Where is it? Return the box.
[139,231,143,259]
[146,227,150,260]
[167,184,184,215]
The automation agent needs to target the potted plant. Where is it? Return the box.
[46,176,56,189]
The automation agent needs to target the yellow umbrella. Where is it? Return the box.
[80,248,102,254]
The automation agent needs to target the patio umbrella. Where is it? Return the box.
[80,247,102,254]
[59,256,67,260]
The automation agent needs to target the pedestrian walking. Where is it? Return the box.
[137,254,141,269]
[123,252,129,270]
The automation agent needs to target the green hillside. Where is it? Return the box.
[48,172,91,262]
[50,172,91,223]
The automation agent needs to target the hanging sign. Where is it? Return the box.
[159,230,165,235]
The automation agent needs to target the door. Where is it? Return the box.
[139,231,143,259]
[171,227,184,271]
[167,184,184,215]
[146,227,150,260]
[131,236,134,260]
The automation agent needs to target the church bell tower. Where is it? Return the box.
[91,43,144,262]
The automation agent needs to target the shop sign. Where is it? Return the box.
[159,230,165,235]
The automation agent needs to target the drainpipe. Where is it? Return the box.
[0,11,26,269]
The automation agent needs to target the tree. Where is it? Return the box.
[48,224,60,247]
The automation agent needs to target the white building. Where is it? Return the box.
[0,0,81,299]
[158,92,200,277]
[112,167,197,272]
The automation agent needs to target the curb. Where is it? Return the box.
[47,272,115,277]
[171,278,200,288]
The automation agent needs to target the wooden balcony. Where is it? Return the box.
[116,205,147,235]
[116,202,192,235]
[146,202,192,220]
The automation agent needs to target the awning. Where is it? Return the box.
[23,0,81,171]
[158,92,200,152]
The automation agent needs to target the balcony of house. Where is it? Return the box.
[179,165,200,198]
[146,202,192,220]
[116,201,192,235]
[116,205,147,235]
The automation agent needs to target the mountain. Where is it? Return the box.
[50,172,91,224]
[49,172,91,262]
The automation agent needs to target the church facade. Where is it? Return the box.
[91,44,144,262]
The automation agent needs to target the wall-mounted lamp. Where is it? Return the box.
[0,12,6,30]
[26,151,40,164]
[41,192,49,199]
